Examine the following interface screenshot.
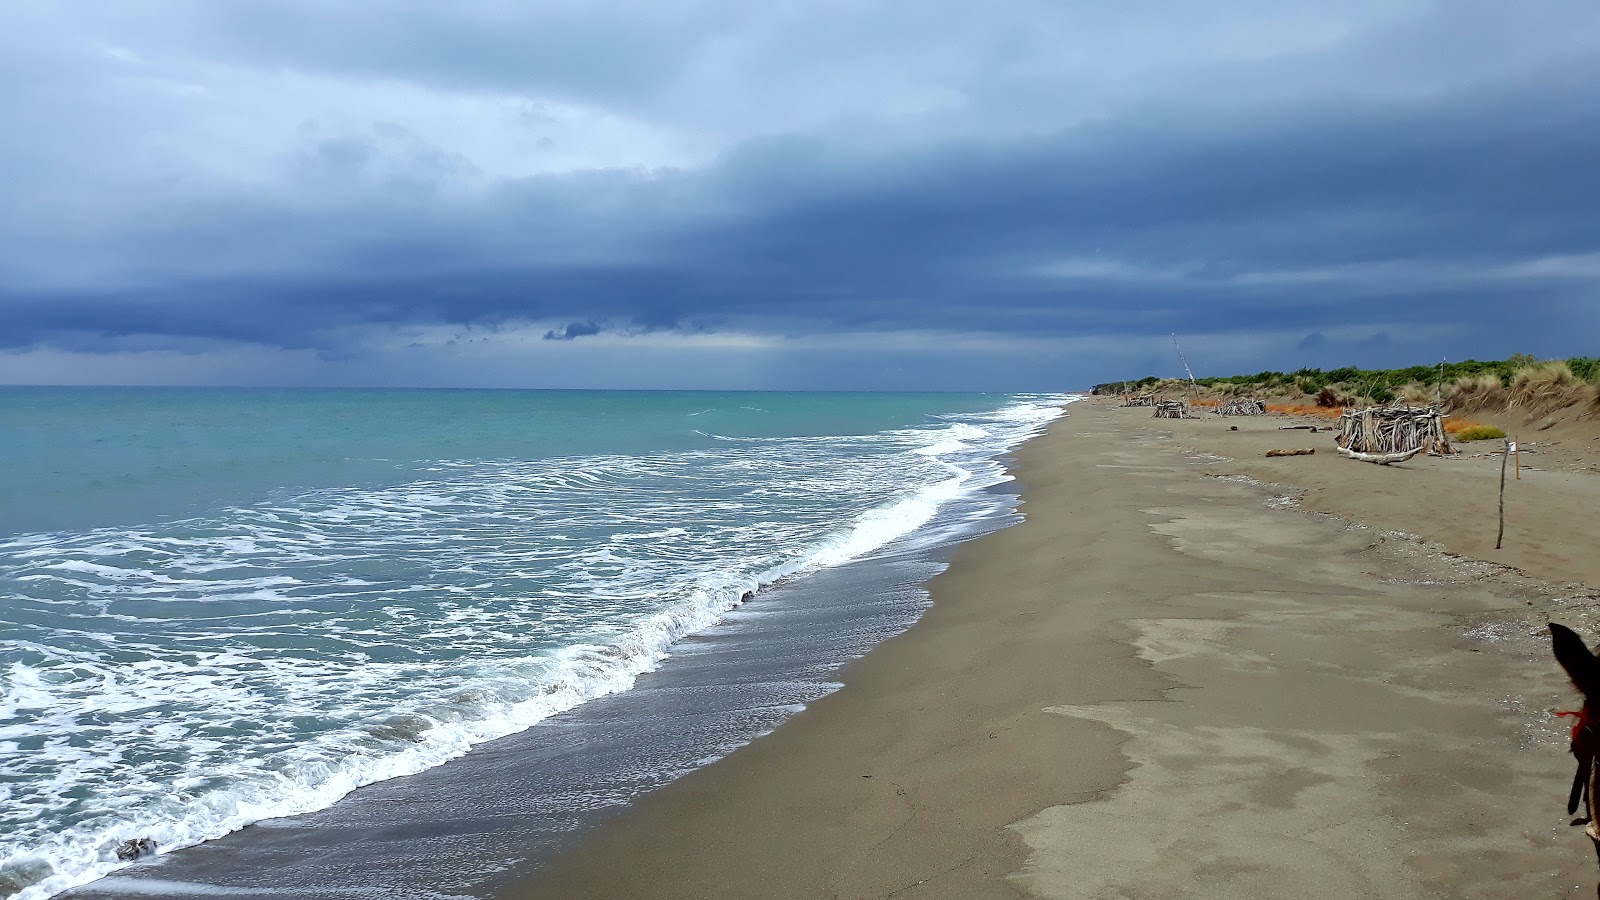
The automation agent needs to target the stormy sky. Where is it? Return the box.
[2,1,1597,390]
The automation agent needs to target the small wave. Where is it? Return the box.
[913,439,969,456]
[0,393,1071,900]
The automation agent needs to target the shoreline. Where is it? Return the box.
[54,402,1047,900]
[506,398,1599,898]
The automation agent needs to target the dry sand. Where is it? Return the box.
[504,399,1600,899]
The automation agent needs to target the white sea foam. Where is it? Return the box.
[0,394,1073,900]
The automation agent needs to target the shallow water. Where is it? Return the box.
[0,389,1066,899]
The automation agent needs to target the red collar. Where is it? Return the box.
[1557,707,1597,752]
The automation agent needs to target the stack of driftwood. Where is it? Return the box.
[1152,399,1194,419]
[1123,395,1158,407]
[1335,406,1452,463]
[1217,397,1266,416]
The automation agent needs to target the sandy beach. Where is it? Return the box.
[506,398,1600,899]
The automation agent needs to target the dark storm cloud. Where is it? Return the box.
[2,0,1599,386]
[542,321,604,341]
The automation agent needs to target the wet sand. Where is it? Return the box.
[505,399,1600,899]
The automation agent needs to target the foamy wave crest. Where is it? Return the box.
[0,394,1071,900]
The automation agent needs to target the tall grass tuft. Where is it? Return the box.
[1443,374,1506,413]
[1509,361,1584,413]
[1395,382,1434,405]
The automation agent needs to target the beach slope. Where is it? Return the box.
[507,400,1596,899]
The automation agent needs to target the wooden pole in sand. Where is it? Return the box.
[1496,438,1509,550]
[1171,333,1198,411]
[1514,437,1521,480]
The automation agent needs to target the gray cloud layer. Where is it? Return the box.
[2,1,1597,388]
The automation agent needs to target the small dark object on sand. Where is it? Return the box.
[115,838,157,861]
[1229,426,1238,431]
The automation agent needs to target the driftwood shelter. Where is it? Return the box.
[1152,399,1195,419]
[1217,397,1267,416]
[1335,406,1452,459]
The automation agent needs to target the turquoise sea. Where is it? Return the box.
[0,388,1066,899]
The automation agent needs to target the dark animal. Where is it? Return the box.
[1551,622,1600,863]
[115,838,157,861]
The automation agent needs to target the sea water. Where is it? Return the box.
[0,388,1066,900]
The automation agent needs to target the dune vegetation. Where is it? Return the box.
[1092,354,1600,423]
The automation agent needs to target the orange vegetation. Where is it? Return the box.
[1263,404,1488,436]
[1264,403,1344,419]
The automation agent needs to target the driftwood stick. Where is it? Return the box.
[1497,438,1509,549]
[1265,448,1315,457]
[1336,445,1423,465]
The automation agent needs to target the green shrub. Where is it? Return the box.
[1315,386,1349,408]
[1455,424,1507,441]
